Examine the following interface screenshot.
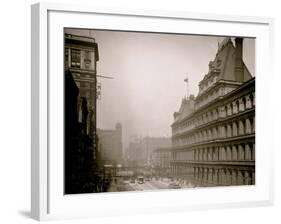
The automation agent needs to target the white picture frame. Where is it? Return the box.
[31,2,274,221]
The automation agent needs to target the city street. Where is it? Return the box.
[128,179,170,191]
[106,177,197,192]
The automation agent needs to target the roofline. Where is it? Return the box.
[171,77,255,127]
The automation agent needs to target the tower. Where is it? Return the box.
[235,38,244,82]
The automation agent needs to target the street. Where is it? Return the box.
[107,177,196,192]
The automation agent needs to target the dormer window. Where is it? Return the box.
[216,59,222,67]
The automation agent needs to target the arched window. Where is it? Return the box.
[227,146,232,160]
[250,93,255,107]
[227,123,232,137]
[212,148,217,160]
[210,111,214,121]
[246,118,253,134]
[209,129,213,140]
[242,97,247,110]
[251,117,255,133]
[239,120,245,135]
[212,128,215,139]
[232,121,238,136]
[236,100,240,112]
[216,108,219,119]
[232,145,238,160]
[249,94,254,108]
[224,105,228,117]
[220,147,227,160]
[238,144,245,160]
[243,119,247,135]
[245,143,252,160]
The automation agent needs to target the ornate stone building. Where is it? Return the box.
[170,38,255,186]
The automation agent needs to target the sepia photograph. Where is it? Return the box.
[64,28,255,194]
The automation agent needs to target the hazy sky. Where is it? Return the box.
[65,28,255,148]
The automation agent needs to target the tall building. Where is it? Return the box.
[65,33,99,141]
[97,123,123,166]
[64,33,107,193]
[64,70,99,193]
[170,38,255,186]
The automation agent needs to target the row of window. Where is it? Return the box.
[170,166,254,185]
[173,115,255,147]
[193,143,255,161]
[171,142,255,162]
[172,92,255,136]
[65,48,93,69]
[197,85,232,109]
[194,168,255,185]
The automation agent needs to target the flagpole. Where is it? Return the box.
[184,76,189,99]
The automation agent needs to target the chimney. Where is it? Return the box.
[235,38,244,82]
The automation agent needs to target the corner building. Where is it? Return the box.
[171,38,255,186]
[65,33,99,141]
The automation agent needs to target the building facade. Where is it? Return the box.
[170,38,255,187]
[64,33,108,193]
[97,123,123,166]
[65,33,99,142]
[127,137,171,167]
[152,147,172,177]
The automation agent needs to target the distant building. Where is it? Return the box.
[170,38,255,186]
[152,147,172,177]
[97,123,123,166]
[127,137,171,167]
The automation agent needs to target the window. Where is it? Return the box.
[71,49,81,68]
[242,97,246,110]
[84,50,92,69]
[236,100,240,112]
[65,48,69,67]
[249,94,254,108]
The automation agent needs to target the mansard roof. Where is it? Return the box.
[199,38,252,88]
[172,97,195,125]
[172,37,253,127]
